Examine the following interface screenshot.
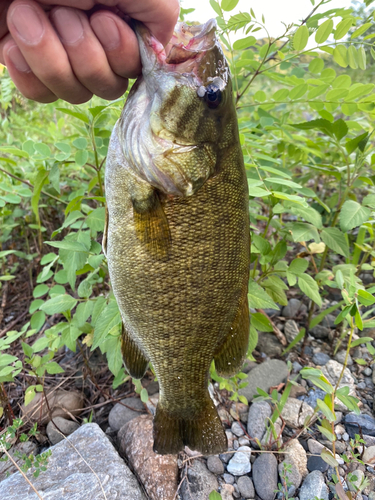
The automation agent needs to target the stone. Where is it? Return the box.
[180,460,218,500]
[348,469,365,492]
[239,437,250,446]
[299,470,329,500]
[247,401,272,447]
[261,418,283,449]
[227,446,251,476]
[237,475,255,499]
[46,417,80,445]
[312,353,331,366]
[307,455,329,473]
[252,453,278,500]
[0,423,145,499]
[283,439,308,481]
[289,384,307,399]
[220,452,234,464]
[221,483,235,500]
[231,421,245,437]
[223,473,235,484]
[108,396,145,432]
[364,435,375,447]
[363,446,375,465]
[118,415,178,500]
[300,388,326,409]
[345,413,375,438]
[256,333,283,357]
[307,439,324,455]
[281,398,314,429]
[335,350,353,365]
[284,320,300,344]
[364,367,372,377]
[207,455,224,475]
[282,299,304,318]
[239,360,289,402]
[0,441,38,482]
[322,360,356,411]
[21,390,83,424]
[310,325,330,339]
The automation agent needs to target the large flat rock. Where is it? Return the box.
[239,359,289,401]
[0,423,145,500]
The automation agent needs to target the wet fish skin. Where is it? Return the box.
[104,19,250,455]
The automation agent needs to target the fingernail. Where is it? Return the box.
[7,45,31,72]
[52,8,84,45]
[91,15,120,51]
[10,5,44,45]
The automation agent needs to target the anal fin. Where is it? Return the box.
[121,324,148,379]
[214,295,250,377]
[133,190,171,261]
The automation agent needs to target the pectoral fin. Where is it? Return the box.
[121,324,148,379]
[133,190,171,261]
[214,295,250,377]
[102,205,109,257]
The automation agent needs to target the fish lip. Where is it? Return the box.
[134,19,220,79]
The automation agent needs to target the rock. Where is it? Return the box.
[261,418,282,449]
[345,413,375,438]
[256,333,283,357]
[21,390,83,424]
[364,435,375,447]
[322,360,356,411]
[145,394,159,416]
[300,388,326,409]
[292,361,303,373]
[227,446,251,476]
[207,455,224,475]
[231,421,245,437]
[312,353,331,366]
[364,367,372,377]
[284,439,308,480]
[247,401,272,447]
[335,350,353,365]
[108,396,145,432]
[307,455,329,473]
[252,453,278,500]
[307,439,324,455]
[237,475,255,499]
[0,423,145,499]
[118,415,178,500]
[46,417,80,445]
[180,460,218,500]
[281,398,314,429]
[282,299,304,318]
[348,469,365,492]
[145,380,159,395]
[220,452,234,464]
[221,483,235,500]
[289,384,307,399]
[0,441,38,482]
[363,446,375,465]
[239,437,250,446]
[299,470,329,500]
[239,360,289,402]
[223,473,235,484]
[310,325,330,339]
[284,320,300,343]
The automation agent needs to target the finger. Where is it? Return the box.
[50,7,130,100]
[7,0,92,104]
[3,39,57,102]
[90,10,140,79]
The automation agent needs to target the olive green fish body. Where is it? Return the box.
[105,20,250,454]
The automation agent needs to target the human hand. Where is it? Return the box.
[0,0,180,103]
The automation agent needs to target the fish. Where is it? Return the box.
[103,18,250,455]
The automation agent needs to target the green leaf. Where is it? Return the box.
[33,284,49,298]
[345,132,369,154]
[251,313,273,332]
[252,234,271,255]
[40,295,78,315]
[317,399,336,422]
[351,22,372,39]
[332,119,348,140]
[294,25,309,51]
[298,274,322,307]
[34,143,51,157]
[340,200,371,231]
[289,222,320,243]
[0,354,18,367]
[282,328,306,355]
[46,240,88,252]
[321,449,339,467]
[49,164,60,194]
[140,388,149,403]
[357,289,375,306]
[56,107,89,123]
[357,46,367,70]
[45,362,64,374]
[320,227,349,258]
[315,19,334,44]
[334,17,354,40]
[309,58,324,73]
[30,311,46,332]
[346,83,374,101]
[75,150,89,167]
[233,36,256,50]
[289,205,323,228]
[72,137,88,150]
[248,280,279,310]
[31,169,48,219]
[210,0,222,16]
[289,84,308,100]
[92,300,121,350]
[289,258,309,275]
[86,207,106,232]
[221,0,239,11]
[333,45,348,68]
[209,492,222,500]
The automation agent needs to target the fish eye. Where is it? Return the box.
[204,84,222,109]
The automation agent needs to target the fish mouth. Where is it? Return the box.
[134,19,227,86]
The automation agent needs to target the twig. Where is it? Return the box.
[257,308,287,346]
[0,446,44,499]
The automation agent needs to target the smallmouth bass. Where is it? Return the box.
[104,19,250,455]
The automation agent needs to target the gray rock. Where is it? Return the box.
[335,350,353,365]
[284,320,300,343]
[256,333,283,357]
[310,325,330,339]
[307,455,328,473]
[364,435,375,447]
[281,398,314,429]
[108,396,145,431]
[299,470,329,500]
[239,360,289,402]
[227,447,251,476]
[207,455,224,475]
[282,299,304,318]
[231,421,245,437]
[0,441,38,482]
[0,423,145,499]
[312,353,331,366]
[278,439,307,488]
[252,453,278,500]
[363,446,375,464]
[237,475,255,499]
[300,388,326,408]
[348,469,365,492]
[223,473,235,484]
[46,417,80,445]
[247,401,272,447]
[345,413,375,438]
[364,367,372,377]
[220,452,234,464]
[181,460,218,500]
[292,361,303,373]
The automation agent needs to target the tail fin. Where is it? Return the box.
[153,397,227,455]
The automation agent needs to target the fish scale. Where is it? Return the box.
[104,19,250,455]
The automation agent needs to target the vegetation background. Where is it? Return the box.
[0,0,375,494]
